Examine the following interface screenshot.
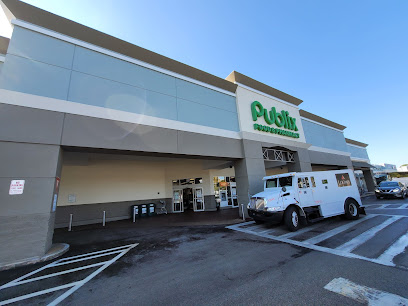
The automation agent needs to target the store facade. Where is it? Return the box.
[0,0,374,267]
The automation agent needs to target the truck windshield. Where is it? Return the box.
[266,176,293,188]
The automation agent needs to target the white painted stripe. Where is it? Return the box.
[324,277,408,305]
[2,261,108,288]
[304,215,375,245]
[48,244,138,306]
[376,232,408,265]
[56,243,136,262]
[383,204,406,209]
[367,213,408,218]
[50,250,123,267]
[0,282,80,305]
[0,243,139,306]
[228,224,395,266]
[279,222,323,239]
[0,259,57,290]
[0,55,5,62]
[259,228,276,234]
[336,216,401,253]
[228,218,408,268]
[245,224,268,232]
[12,20,236,97]
[0,89,241,140]
[382,205,408,209]
[376,204,388,209]
[227,221,256,229]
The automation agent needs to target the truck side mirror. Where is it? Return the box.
[282,187,287,192]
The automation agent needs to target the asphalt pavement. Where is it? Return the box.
[0,196,407,305]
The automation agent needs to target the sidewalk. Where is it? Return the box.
[57,207,243,232]
[361,192,375,198]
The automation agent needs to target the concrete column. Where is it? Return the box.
[234,140,266,217]
[287,148,312,172]
[0,142,63,267]
[363,169,376,192]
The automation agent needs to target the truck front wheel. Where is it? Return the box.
[345,199,360,220]
[284,207,300,232]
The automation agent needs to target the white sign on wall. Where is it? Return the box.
[235,86,306,144]
[9,180,25,195]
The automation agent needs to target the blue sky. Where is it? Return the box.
[2,0,407,166]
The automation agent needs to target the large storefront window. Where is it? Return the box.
[213,176,238,208]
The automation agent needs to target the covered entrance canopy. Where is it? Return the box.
[352,161,375,170]
[351,161,376,192]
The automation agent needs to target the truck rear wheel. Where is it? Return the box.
[254,219,264,225]
[345,199,359,220]
[284,206,300,232]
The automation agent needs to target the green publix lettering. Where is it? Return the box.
[251,101,300,139]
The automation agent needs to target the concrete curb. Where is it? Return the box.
[0,243,70,271]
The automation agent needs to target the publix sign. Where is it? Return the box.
[251,101,300,139]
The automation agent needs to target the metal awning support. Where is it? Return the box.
[263,148,295,162]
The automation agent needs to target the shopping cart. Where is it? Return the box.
[156,200,167,215]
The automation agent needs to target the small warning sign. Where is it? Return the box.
[9,180,25,195]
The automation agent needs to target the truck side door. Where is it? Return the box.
[297,176,315,208]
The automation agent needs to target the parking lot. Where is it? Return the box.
[228,204,408,269]
[0,196,407,305]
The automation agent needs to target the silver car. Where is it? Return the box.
[375,181,407,199]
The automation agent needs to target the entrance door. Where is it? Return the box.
[219,190,228,207]
[193,188,205,212]
[173,189,183,213]
[231,186,238,207]
[297,176,315,207]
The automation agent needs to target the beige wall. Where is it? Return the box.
[266,166,289,176]
[58,159,167,206]
[58,157,235,206]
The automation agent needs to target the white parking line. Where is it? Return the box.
[0,243,138,306]
[336,216,402,252]
[367,204,408,210]
[51,249,123,267]
[376,232,408,265]
[304,215,375,245]
[2,261,110,288]
[56,243,136,262]
[49,246,137,306]
[279,222,322,239]
[228,213,408,269]
[0,282,81,306]
[324,277,408,305]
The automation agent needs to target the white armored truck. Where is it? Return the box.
[247,170,366,231]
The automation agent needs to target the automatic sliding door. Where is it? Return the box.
[193,188,205,212]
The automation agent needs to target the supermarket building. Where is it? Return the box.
[0,0,374,267]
